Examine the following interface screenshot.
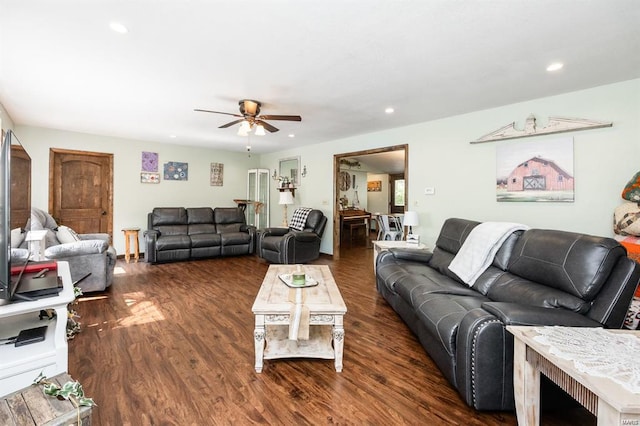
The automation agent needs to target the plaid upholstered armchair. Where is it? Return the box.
[257,208,327,264]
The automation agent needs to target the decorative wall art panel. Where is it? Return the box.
[164,162,188,181]
[472,114,611,144]
[141,172,160,184]
[141,151,159,172]
[496,137,574,202]
[367,181,382,192]
[210,162,224,186]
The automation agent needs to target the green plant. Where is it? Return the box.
[33,371,96,424]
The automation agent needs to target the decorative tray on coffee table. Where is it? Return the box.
[278,274,319,288]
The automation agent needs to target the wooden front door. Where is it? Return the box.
[49,149,113,237]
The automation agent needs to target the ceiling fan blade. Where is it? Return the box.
[259,115,302,122]
[219,119,246,129]
[194,108,243,118]
[257,120,279,133]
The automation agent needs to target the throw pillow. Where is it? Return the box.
[289,208,313,231]
[622,172,640,202]
[56,225,81,244]
[10,227,25,248]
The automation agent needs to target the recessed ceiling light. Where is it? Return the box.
[288,134,295,138]
[546,62,564,72]
[169,134,176,139]
[385,107,395,114]
[109,22,128,34]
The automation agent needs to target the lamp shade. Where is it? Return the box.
[403,211,419,227]
[279,191,294,205]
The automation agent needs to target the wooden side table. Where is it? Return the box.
[372,240,427,273]
[122,228,140,263]
[508,326,640,425]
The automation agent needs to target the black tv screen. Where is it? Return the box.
[0,130,31,303]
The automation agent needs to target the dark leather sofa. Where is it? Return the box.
[376,218,640,411]
[257,209,327,264]
[144,207,256,264]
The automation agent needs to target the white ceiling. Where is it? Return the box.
[1,1,639,154]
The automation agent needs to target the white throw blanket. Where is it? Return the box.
[448,222,529,286]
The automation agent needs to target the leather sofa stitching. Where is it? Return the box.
[470,318,502,408]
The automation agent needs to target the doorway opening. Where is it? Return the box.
[333,144,408,260]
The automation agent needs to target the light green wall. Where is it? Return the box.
[265,79,640,254]
[4,78,639,257]
[13,126,259,253]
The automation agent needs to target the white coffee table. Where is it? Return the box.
[372,240,428,273]
[252,265,347,373]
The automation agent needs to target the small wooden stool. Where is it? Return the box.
[122,228,140,263]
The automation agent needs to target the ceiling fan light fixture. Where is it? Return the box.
[237,120,251,136]
[255,124,266,136]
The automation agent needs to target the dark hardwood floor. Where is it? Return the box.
[68,238,594,425]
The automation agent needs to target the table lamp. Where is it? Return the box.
[279,190,294,227]
[403,211,419,244]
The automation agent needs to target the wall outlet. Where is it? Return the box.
[424,187,435,195]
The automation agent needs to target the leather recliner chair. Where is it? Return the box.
[258,209,327,264]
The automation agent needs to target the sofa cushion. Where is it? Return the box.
[190,233,221,248]
[187,207,214,224]
[508,229,626,300]
[157,225,188,236]
[395,271,479,307]
[189,224,217,235]
[487,273,590,313]
[434,218,479,255]
[152,208,188,226]
[414,293,489,356]
[221,232,251,246]
[156,235,191,251]
[56,225,81,244]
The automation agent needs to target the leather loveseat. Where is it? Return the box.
[144,207,256,264]
[376,218,640,411]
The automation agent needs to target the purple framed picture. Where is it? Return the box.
[142,152,159,172]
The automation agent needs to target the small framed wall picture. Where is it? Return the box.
[210,162,223,186]
[141,172,160,184]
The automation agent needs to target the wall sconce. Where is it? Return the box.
[301,165,307,178]
[272,169,278,180]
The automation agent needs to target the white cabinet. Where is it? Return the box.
[247,169,270,229]
[0,261,74,397]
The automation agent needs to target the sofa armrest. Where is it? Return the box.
[261,227,290,237]
[144,230,159,263]
[45,240,108,258]
[388,247,433,264]
[241,224,257,234]
[290,231,320,243]
[481,302,603,327]
[79,233,110,242]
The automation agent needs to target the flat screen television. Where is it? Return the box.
[0,130,31,303]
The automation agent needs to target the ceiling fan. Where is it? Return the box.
[195,99,301,134]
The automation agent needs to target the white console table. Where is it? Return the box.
[0,261,74,397]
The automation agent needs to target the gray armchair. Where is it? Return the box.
[25,208,117,293]
[258,209,327,264]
